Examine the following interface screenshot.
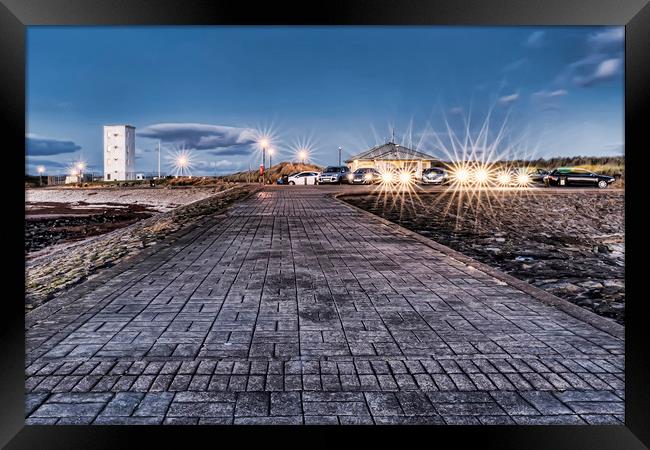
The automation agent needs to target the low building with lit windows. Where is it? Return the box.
[345,141,439,178]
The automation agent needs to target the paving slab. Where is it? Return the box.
[25,186,624,424]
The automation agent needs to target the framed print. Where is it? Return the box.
[1,0,649,448]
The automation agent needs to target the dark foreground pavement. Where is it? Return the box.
[25,186,624,425]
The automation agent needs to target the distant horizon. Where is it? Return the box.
[26,154,625,177]
[26,26,624,176]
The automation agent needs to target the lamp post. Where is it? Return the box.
[268,148,274,185]
[177,156,188,177]
[77,162,85,184]
[299,150,307,165]
[259,138,269,185]
[262,146,266,184]
[157,140,161,179]
[37,166,45,186]
[338,146,342,166]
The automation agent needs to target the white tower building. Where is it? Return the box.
[103,125,135,181]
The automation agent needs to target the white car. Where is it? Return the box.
[287,171,320,185]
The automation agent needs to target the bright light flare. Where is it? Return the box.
[381,171,395,184]
[297,149,309,163]
[452,166,471,184]
[398,171,413,185]
[37,166,45,174]
[516,171,531,187]
[76,162,86,171]
[473,168,489,183]
[167,148,195,177]
[496,172,511,186]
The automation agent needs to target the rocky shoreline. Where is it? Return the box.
[25,202,156,254]
[25,184,259,311]
[342,190,624,324]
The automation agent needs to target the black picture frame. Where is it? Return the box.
[1,0,648,447]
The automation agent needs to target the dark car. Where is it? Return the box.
[543,167,615,188]
[318,166,351,184]
[276,173,292,185]
[420,167,448,185]
[349,168,381,184]
[528,168,549,183]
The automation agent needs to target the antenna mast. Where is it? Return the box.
[157,140,161,179]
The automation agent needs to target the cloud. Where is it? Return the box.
[503,58,526,72]
[207,144,257,157]
[449,107,464,115]
[588,28,624,48]
[524,31,545,48]
[532,89,568,99]
[26,137,82,156]
[25,158,68,169]
[574,58,622,86]
[568,52,609,70]
[498,93,520,106]
[138,123,257,152]
[594,58,622,78]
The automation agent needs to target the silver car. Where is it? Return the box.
[318,166,351,184]
[421,167,448,184]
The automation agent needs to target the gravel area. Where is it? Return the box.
[341,189,625,324]
[25,185,234,256]
[25,203,156,254]
[25,184,259,311]
[26,185,229,213]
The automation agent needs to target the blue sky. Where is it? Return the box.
[26,26,624,176]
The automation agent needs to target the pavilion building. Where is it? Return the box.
[345,141,439,178]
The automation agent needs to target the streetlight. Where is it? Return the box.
[299,150,307,165]
[259,138,269,185]
[338,146,342,166]
[37,166,45,186]
[76,162,86,183]
[176,155,188,177]
[268,148,275,185]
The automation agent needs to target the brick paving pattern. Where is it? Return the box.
[25,187,624,425]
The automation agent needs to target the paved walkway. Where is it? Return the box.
[25,187,624,425]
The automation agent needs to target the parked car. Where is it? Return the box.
[529,168,549,183]
[318,166,351,184]
[349,168,381,184]
[276,174,291,184]
[420,167,448,185]
[543,167,616,188]
[287,171,320,185]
